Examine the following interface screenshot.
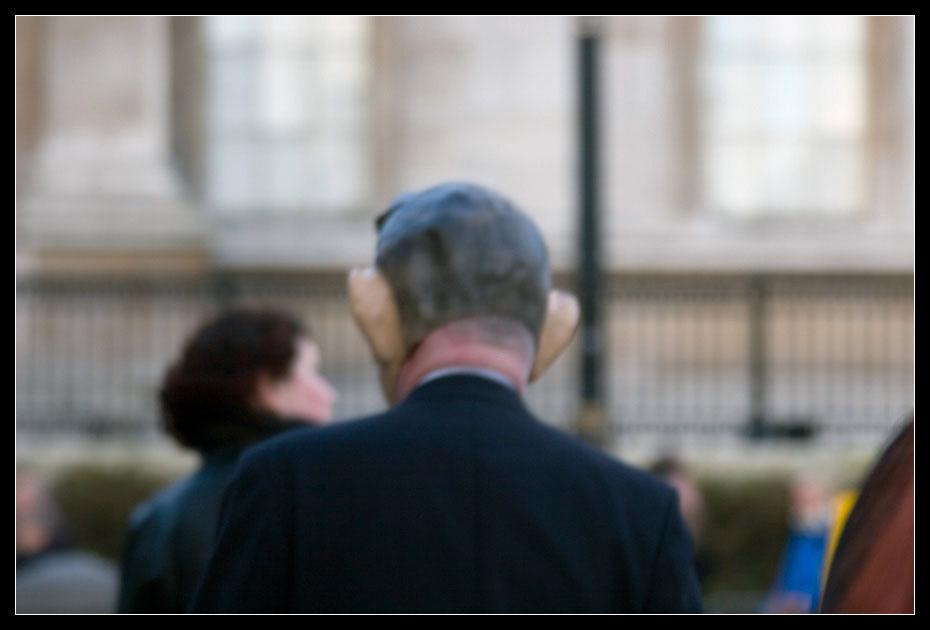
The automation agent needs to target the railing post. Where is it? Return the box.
[747,276,767,438]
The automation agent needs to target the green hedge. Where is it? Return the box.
[50,464,183,561]
[697,477,790,596]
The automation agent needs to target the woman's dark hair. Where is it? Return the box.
[160,308,309,452]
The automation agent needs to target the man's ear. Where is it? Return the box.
[348,267,405,364]
[529,290,580,382]
[348,267,406,403]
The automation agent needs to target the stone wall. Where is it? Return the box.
[15,16,915,273]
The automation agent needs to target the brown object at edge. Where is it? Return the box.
[820,419,914,614]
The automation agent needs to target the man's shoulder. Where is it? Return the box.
[128,474,192,531]
[235,391,674,516]
[518,416,677,505]
[129,456,230,520]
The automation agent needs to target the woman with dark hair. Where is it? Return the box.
[118,309,337,613]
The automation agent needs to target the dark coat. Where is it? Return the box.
[191,376,704,613]
[117,419,305,613]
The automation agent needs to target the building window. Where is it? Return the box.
[203,16,370,214]
[700,16,867,217]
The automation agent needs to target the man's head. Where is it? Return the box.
[349,182,579,404]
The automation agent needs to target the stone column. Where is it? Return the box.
[18,16,205,270]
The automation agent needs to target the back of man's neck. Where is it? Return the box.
[394,343,530,404]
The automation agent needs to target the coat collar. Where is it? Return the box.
[401,373,527,411]
[418,366,516,391]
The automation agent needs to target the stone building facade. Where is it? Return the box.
[16,16,914,273]
[15,16,915,444]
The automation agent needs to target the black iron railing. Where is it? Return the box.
[15,272,913,441]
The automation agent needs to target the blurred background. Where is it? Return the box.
[15,16,914,612]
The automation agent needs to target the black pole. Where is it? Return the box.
[747,276,767,438]
[747,275,816,441]
[575,17,607,445]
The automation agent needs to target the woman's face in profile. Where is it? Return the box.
[259,338,337,424]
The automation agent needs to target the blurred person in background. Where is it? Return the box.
[650,456,709,587]
[16,472,119,614]
[117,309,337,613]
[761,474,835,613]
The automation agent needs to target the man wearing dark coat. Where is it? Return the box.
[192,182,704,613]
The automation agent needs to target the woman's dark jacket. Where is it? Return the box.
[117,417,308,613]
